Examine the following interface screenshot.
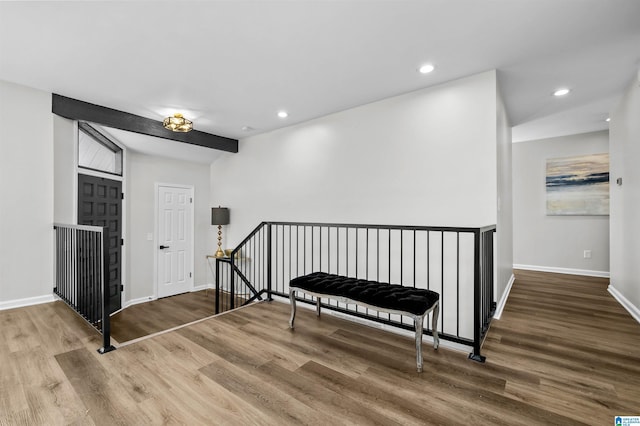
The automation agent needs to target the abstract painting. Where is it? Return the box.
[546,153,609,215]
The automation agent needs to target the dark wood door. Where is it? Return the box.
[78,174,122,313]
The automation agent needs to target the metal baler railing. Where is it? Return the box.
[53,223,115,354]
[215,221,496,361]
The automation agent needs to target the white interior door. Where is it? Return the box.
[157,185,193,298]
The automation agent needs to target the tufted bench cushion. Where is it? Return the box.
[289,272,439,315]
[288,272,440,372]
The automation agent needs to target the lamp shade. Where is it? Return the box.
[211,207,230,225]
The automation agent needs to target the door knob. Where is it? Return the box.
[159,245,170,249]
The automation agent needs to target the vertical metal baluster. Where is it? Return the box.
[289,225,292,284]
[96,230,100,325]
[355,228,359,278]
[327,226,330,274]
[74,228,77,310]
[93,229,97,323]
[346,228,349,276]
[441,231,444,333]
[79,229,84,316]
[267,224,272,300]
[215,258,220,314]
[82,229,85,317]
[366,228,369,281]
[70,228,73,307]
[456,231,460,338]
[319,226,322,273]
[336,227,340,275]
[376,228,380,282]
[413,230,416,288]
[275,225,278,295]
[470,228,483,362]
[388,228,391,284]
[400,229,403,285]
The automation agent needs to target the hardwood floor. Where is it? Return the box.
[1,270,639,425]
[110,290,216,343]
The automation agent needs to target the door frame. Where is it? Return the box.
[154,183,195,299]
[74,122,128,314]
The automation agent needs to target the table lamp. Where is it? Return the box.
[211,207,230,258]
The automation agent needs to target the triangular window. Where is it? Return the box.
[78,122,122,176]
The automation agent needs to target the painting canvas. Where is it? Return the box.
[546,153,609,215]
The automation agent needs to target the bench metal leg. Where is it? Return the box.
[316,297,321,316]
[289,288,296,328]
[432,301,440,350]
[415,315,424,372]
[415,303,439,373]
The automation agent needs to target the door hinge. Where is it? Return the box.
[190,197,193,204]
[121,193,124,200]
[121,238,124,246]
[189,272,192,278]
[120,285,124,291]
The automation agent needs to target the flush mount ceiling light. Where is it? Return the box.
[163,113,193,132]
[606,117,611,122]
[553,88,570,97]
[277,111,288,118]
[419,64,435,74]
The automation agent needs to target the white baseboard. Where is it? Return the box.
[122,295,156,309]
[193,283,215,291]
[0,293,57,311]
[123,284,212,309]
[608,285,640,325]
[513,264,610,278]
[493,273,515,320]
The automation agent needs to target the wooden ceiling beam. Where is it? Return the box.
[52,94,238,153]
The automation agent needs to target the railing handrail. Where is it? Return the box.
[54,222,105,233]
[265,221,495,233]
[231,221,268,257]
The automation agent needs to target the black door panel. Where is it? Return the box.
[78,174,122,313]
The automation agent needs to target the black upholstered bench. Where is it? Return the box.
[288,272,440,372]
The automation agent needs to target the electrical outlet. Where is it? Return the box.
[583,250,592,259]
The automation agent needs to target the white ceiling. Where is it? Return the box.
[1,1,639,158]
[98,125,224,164]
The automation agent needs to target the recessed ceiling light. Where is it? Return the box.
[241,126,254,132]
[605,117,611,122]
[419,64,435,74]
[277,111,288,118]
[553,88,570,97]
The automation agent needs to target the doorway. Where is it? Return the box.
[77,173,123,313]
[156,184,194,298]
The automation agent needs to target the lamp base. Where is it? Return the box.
[215,224,225,257]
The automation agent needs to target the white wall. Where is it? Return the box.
[53,115,76,223]
[212,71,499,243]
[0,80,54,306]
[609,75,640,320]
[512,130,610,275]
[126,152,213,302]
[496,85,513,299]
[211,70,516,307]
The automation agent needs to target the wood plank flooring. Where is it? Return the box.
[110,290,216,343]
[1,270,639,425]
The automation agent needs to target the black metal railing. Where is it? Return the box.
[215,221,496,361]
[53,223,115,354]
[215,223,271,312]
